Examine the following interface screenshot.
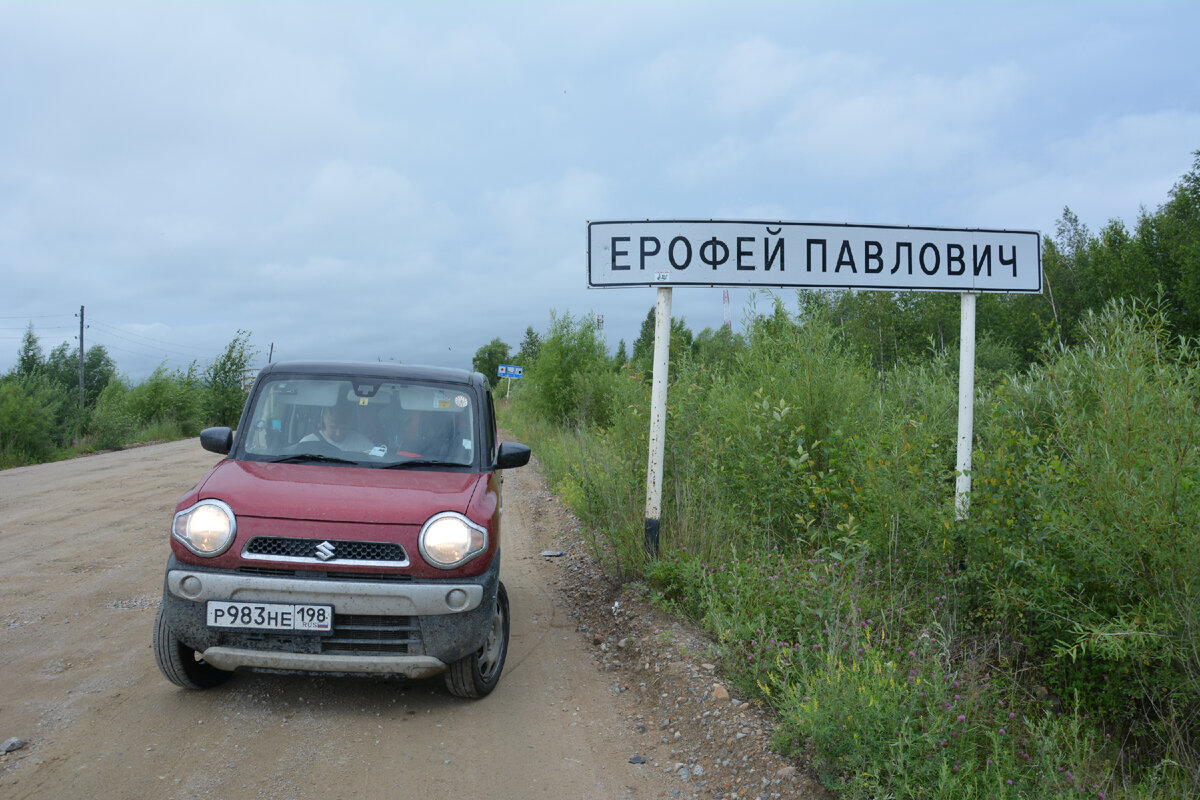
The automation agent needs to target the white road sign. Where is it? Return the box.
[588,220,1042,293]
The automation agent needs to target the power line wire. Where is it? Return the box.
[88,318,212,354]
[0,326,75,333]
[88,338,177,361]
[1,313,237,371]
[86,332,193,362]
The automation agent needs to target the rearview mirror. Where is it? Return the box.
[496,441,531,469]
[200,427,234,455]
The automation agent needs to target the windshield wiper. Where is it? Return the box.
[379,458,459,469]
[270,454,359,465]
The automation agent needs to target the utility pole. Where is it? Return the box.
[78,305,85,409]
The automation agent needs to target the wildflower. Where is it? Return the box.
[999,728,1006,735]
[957,714,966,723]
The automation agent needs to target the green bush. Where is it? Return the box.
[506,294,1198,797]
[86,379,138,451]
[125,364,204,435]
[647,301,881,562]
[0,374,62,465]
[204,330,255,427]
[524,312,617,428]
[968,300,1200,746]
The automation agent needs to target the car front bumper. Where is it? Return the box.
[160,553,500,678]
[197,648,449,678]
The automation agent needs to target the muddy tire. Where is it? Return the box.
[153,605,231,689]
[445,582,509,698]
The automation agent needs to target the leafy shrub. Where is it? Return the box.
[524,312,617,428]
[86,379,137,451]
[508,294,1198,796]
[652,300,881,561]
[652,543,1145,799]
[204,330,255,427]
[968,300,1200,756]
[125,364,204,435]
[0,374,62,464]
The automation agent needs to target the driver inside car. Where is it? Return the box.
[300,403,375,453]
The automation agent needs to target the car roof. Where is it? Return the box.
[255,360,486,389]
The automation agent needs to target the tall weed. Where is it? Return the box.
[661,302,878,560]
[969,301,1200,745]
[507,296,1197,797]
[0,374,62,465]
[124,364,204,434]
[524,312,616,428]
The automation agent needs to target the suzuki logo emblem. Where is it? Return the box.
[314,541,336,562]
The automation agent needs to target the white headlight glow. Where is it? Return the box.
[419,512,487,569]
[172,499,236,557]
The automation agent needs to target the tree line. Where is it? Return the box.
[0,328,256,467]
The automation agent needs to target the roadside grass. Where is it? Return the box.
[500,299,1199,799]
[0,418,197,469]
[648,546,1144,799]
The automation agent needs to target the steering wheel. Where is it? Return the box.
[286,439,344,458]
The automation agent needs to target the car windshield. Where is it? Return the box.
[240,375,477,468]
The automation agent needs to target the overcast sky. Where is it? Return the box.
[2,1,1198,380]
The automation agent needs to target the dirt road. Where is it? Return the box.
[0,440,685,799]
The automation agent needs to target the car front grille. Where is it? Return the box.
[219,614,422,657]
[243,537,408,567]
[235,566,413,582]
[324,614,421,655]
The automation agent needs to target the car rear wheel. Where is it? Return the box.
[444,582,509,698]
[153,605,231,689]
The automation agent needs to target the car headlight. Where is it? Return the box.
[419,512,487,569]
[172,499,237,557]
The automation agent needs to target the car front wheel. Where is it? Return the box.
[444,582,509,698]
[153,605,232,689]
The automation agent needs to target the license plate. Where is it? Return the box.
[206,601,333,633]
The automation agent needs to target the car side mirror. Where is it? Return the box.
[496,441,531,469]
[200,427,234,455]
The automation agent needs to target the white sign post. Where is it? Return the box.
[588,220,1042,552]
[643,287,672,554]
[955,293,977,520]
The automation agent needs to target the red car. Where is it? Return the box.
[153,361,530,698]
